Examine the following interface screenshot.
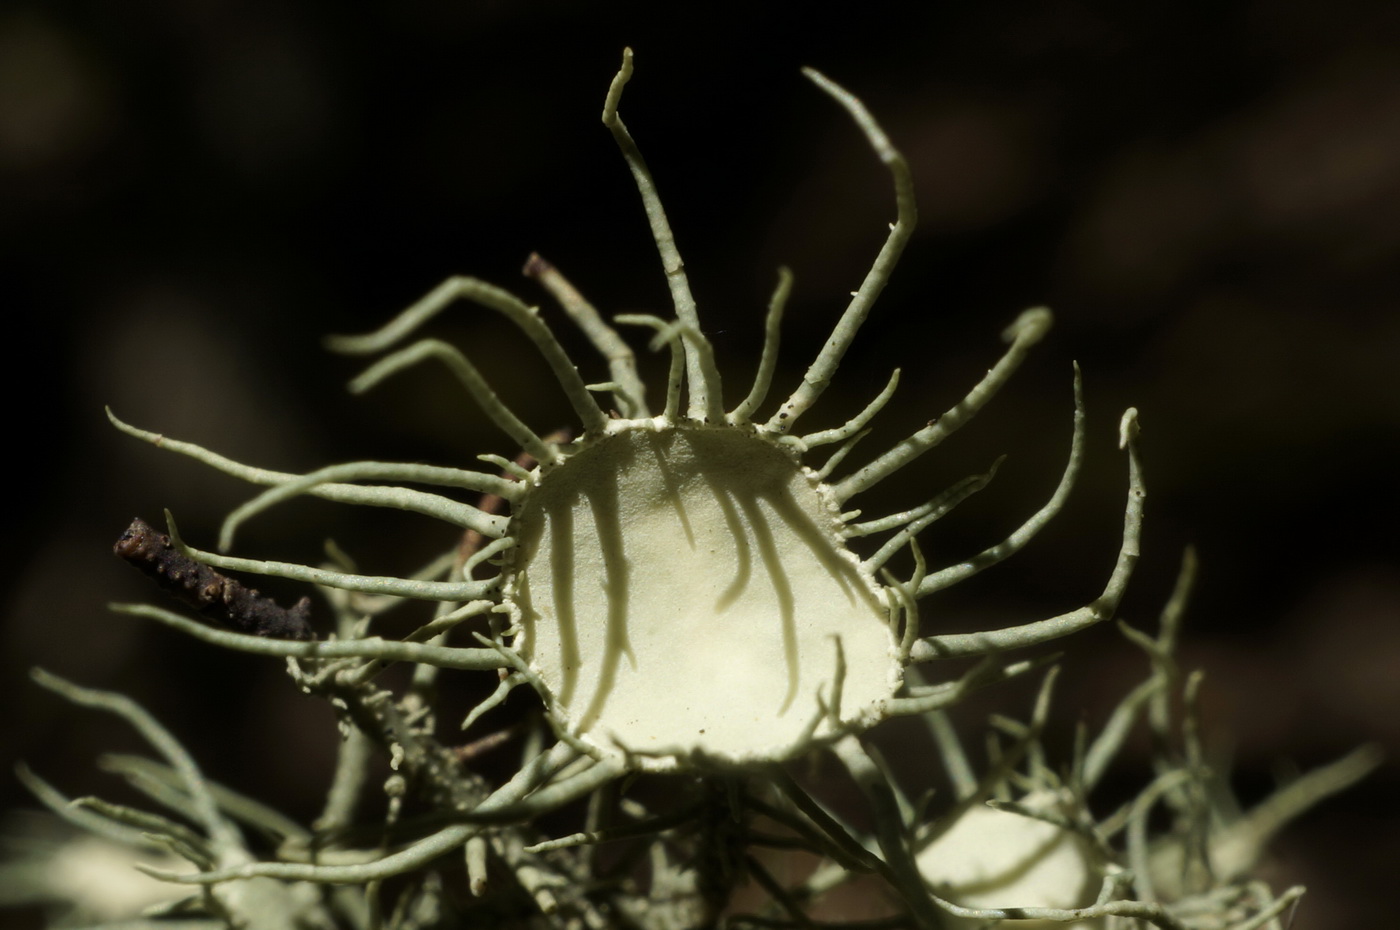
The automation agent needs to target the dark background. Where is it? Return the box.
[3,2,1398,927]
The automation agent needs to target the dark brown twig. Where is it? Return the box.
[114,517,314,640]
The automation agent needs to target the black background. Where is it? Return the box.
[3,2,1398,927]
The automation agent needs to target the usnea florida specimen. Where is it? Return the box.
[18,48,1377,930]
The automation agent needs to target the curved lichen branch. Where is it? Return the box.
[141,820,483,886]
[450,756,627,825]
[916,363,1086,594]
[15,762,175,851]
[523,800,703,854]
[889,538,926,662]
[325,548,459,619]
[843,459,1001,539]
[615,313,687,421]
[913,666,1061,853]
[729,266,792,425]
[908,406,1144,660]
[108,408,516,524]
[1187,743,1383,889]
[327,275,608,435]
[831,736,945,929]
[1080,676,1166,793]
[861,460,1001,571]
[924,892,1202,930]
[680,324,723,426]
[763,770,882,875]
[460,673,525,732]
[350,338,563,467]
[29,670,240,855]
[883,654,1054,717]
[603,48,722,424]
[77,792,216,871]
[471,633,608,763]
[163,511,497,602]
[524,252,649,419]
[799,368,901,450]
[766,67,917,435]
[142,744,625,887]
[111,603,510,671]
[810,427,871,482]
[832,307,1053,504]
[100,754,312,846]
[219,461,514,552]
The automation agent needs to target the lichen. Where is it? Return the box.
[7,48,1376,930]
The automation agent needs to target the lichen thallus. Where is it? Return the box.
[101,52,1141,779]
[20,48,1373,930]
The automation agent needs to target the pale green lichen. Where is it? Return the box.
[7,48,1377,930]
